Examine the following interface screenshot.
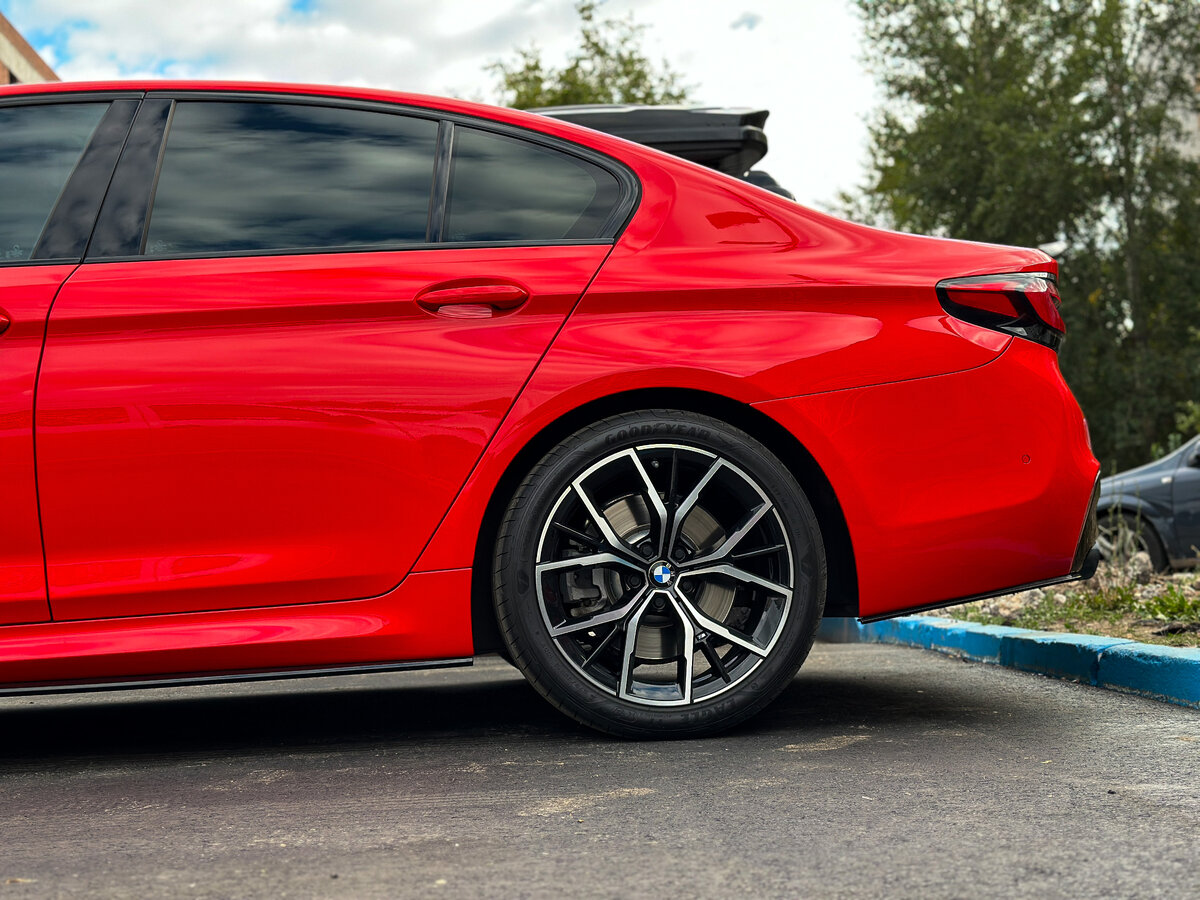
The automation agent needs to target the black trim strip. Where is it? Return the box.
[33,99,140,261]
[144,89,446,118]
[82,238,614,265]
[0,257,77,269]
[428,119,454,243]
[0,91,143,108]
[0,657,472,697]
[858,546,1101,623]
[1072,477,1101,573]
[137,99,176,255]
[86,99,173,259]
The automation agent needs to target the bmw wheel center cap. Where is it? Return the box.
[650,562,674,586]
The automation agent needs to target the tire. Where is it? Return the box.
[1097,510,1169,572]
[492,409,827,738]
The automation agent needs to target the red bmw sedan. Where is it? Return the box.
[0,81,1099,736]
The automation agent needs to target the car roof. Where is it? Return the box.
[0,79,652,162]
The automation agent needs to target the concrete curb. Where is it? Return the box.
[817,616,1200,709]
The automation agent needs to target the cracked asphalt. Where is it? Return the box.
[0,643,1196,899]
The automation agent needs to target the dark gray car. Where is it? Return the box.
[1098,434,1200,570]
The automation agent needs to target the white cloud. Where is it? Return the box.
[3,0,877,206]
[731,12,762,30]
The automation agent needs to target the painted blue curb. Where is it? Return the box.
[817,615,1200,709]
[1097,643,1200,708]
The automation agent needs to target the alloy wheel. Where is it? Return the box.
[534,443,799,706]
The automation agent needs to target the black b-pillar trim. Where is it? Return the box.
[427,119,455,244]
[86,99,174,259]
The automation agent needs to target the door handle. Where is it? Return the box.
[416,282,529,318]
[0,311,9,336]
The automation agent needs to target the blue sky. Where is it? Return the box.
[0,0,878,206]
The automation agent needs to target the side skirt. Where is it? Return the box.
[0,657,472,697]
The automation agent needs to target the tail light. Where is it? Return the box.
[935,272,1065,351]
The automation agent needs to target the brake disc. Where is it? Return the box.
[596,494,735,662]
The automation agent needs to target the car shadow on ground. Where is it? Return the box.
[0,652,1033,765]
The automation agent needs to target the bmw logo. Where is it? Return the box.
[651,563,674,586]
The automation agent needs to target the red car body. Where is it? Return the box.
[0,81,1098,693]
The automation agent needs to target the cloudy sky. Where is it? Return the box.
[2,0,879,208]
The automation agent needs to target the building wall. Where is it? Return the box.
[0,12,59,84]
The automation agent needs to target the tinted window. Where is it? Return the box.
[444,127,621,243]
[144,102,438,255]
[0,103,107,262]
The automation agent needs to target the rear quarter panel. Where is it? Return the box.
[414,152,1075,609]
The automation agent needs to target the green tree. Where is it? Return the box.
[490,1,690,108]
[848,0,1200,471]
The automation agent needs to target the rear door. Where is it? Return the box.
[0,95,136,625]
[36,95,634,620]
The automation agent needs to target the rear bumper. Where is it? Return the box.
[756,337,1101,619]
[860,479,1102,622]
[859,545,1100,623]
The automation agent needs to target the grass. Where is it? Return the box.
[941,562,1200,648]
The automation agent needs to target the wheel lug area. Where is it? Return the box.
[625,573,643,590]
[651,595,668,611]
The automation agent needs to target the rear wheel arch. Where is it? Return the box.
[469,388,859,654]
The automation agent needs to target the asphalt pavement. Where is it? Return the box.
[1,643,1196,899]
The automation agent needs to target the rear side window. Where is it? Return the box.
[144,102,438,256]
[0,103,107,262]
[444,127,622,243]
